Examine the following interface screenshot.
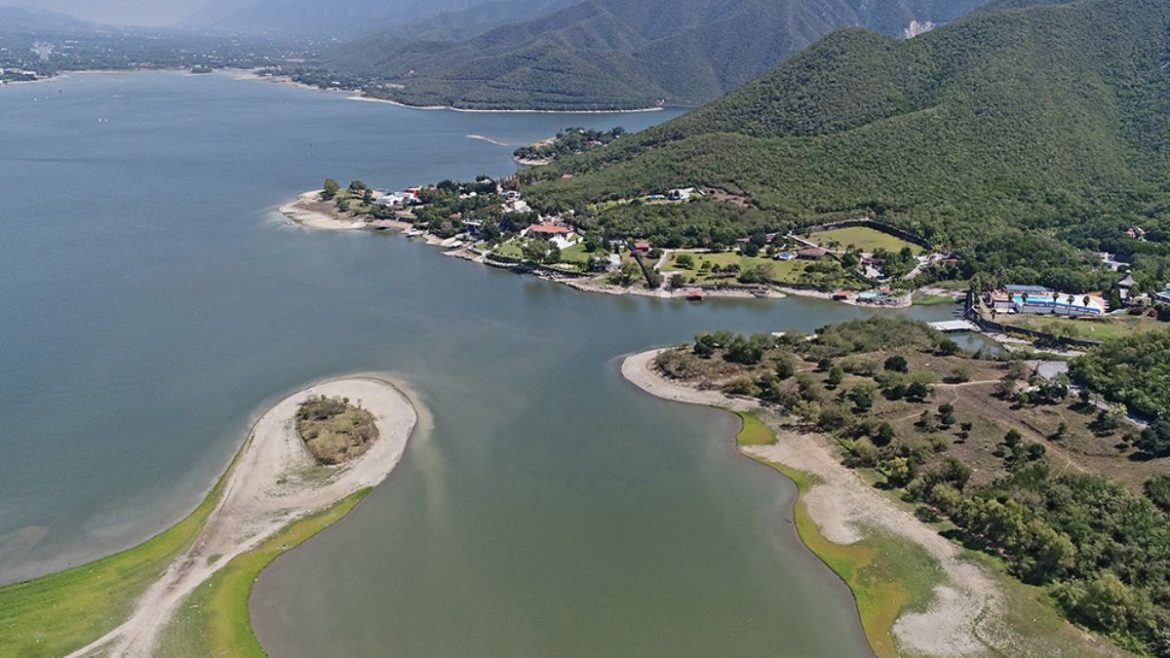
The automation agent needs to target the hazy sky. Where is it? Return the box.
[11,0,209,26]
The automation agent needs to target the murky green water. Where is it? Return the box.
[0,71,964,656]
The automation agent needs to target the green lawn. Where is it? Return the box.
[808,227,925,255]
[492,241,525,260]
[156,490,372,658]
[0,477,226,658]
[672,251,862,288]
[912,291,961,306]
[557,243,593,265]
[1002,314,1165,341]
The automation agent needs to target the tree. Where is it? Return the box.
[523,239,553,263]
[937,403,956,427]
[884,355,909,373]
[848,383,875,412]
[873,422,896,447]
[610,260,641,286]
[907,379,933,402]
[940,457,973,491]
[1137,419,1170,457]
[1060,573,1134,633]
[937,338,961,356]
[348,180,368,193]
[1004,428,1024,448]
[322,178,340,200]
[1052,421,1068,441]
[1144,474,1170,512]
[826,366,845,388]
[675,253,695,269]
[775,354,795,380]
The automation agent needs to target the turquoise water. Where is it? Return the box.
[0,71,961,656]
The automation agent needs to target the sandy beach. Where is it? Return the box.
[620,349,1005,657]
[279,190,371,231]
[65,376,418,658]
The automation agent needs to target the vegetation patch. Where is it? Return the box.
[156,490,372,658]
[664,317,1170,655]
[807,227,924,256]
[735,412,776,447]
[0,477,225,658]
[295,396,379,465]
[738,421,939,658]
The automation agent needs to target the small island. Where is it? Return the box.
[296,395,378,465]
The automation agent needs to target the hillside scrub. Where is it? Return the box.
[523,0,1170,289]
[656,316,1170,655]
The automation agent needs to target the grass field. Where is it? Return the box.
[557,243,593,265]
[492,241,525,260]
[808,227,924,255]
[0,477,226,658]
[671,251,861,288]
[737,420,939,657]
[1001,313,1165,341]
[156,490,372,658]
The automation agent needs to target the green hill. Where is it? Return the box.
[523,0,1170,290]
[320,0,987,110]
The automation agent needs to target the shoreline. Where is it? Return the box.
[345,92,669,114]
[278,190,412,232]
[276,191,920,309]
[619,348,1004,657]
[62,375,419,657]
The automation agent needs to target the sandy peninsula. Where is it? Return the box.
[620,349,1005,657]
[66,377,418,658]
[279,190,368,230]
[279,190,411,232]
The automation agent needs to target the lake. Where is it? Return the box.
[0,71,963,657]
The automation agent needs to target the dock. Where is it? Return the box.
[928,319,980,333]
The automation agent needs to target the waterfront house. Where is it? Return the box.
[633,239,652,252]
[526,223,574,238]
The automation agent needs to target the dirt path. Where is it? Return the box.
[66,377,418,658]
[621,350,1005,657]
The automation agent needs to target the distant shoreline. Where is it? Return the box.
[346,93,668,115]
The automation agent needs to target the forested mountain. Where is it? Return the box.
[0,7,93,32]
[182,0,508,35]
[523,0,1170,288]
[322,0,988,110]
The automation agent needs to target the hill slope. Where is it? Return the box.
[183,0,506,35]
[523,0,1170,287]
[322,0,988,110]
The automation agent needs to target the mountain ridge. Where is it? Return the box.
[521,0,1170,288]
[318,0,989,110]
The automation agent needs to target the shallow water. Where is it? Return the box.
[0,71,964,656]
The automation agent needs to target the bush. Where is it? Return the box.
[1144,474,1170,512]
[884,355,909,373]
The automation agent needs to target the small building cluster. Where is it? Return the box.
[987,285,1105,316]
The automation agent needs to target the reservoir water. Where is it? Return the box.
[0,71,962,656]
